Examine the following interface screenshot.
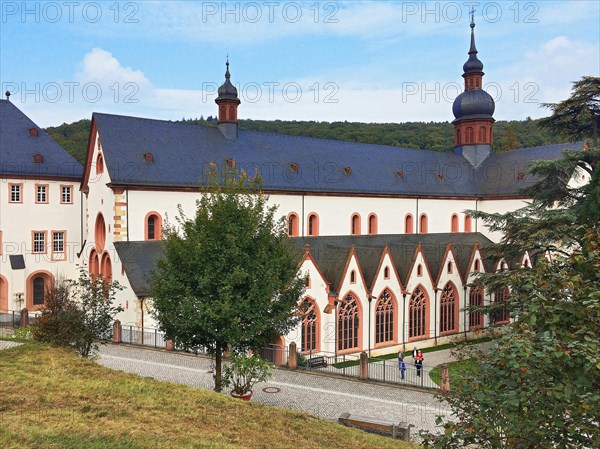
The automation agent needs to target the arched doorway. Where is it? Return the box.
[0,275,8,311]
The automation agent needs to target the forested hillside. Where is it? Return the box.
[46,117,567,164]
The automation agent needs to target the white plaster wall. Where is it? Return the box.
[0,176,82,311]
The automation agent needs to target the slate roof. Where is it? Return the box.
[0,100,83,179]
[113,233,495,298]
[114,241,164,297]
[92,112,578,198]
[293,233,494,293]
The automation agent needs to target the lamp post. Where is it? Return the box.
[402,290,409,351]
[367,294,374,357]
[434,286,439,346]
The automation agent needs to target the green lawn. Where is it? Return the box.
[0,342,417,449]
[331,337,492,368]
[429,358,480,386]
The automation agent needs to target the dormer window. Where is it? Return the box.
[29,128,38,137]
[396,170,404,179]
[289,162,299,173]
[33,154,43,163]
[226,158,235,168]
[143,152,154,163]
[343,166,352,176]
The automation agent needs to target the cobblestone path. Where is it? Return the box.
[98,344,451,440]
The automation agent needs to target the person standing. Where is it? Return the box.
[400,359,406,380]
[412,346,418,361]
[416,358,423,377]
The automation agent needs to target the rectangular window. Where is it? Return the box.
[36,184,48,203]
[9,184,22,203]
[52,231,65,255]
[61,185,73,204]
[33,231,46,254]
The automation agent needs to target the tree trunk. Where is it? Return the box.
[593,114,598,147]
[214,344,223,392]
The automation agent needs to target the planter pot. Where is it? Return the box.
[230,391,253,401]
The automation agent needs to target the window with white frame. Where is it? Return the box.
[33,232,46,253]
[61,186,73,204]
[53,231,65,254]
[10,184,22,202]
[36,185,48,203]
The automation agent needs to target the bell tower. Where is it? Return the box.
[452,12,495,167]
[215,58,241,141]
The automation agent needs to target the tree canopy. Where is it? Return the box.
[540,76,600,146]
[150,168,305,391]
[422,148,600,446]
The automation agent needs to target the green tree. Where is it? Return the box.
[33,268,124,357]
[150,168,305,392]
[540,76,600,147]
[423,144,600,448]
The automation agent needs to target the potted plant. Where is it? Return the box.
[222,352,272,401]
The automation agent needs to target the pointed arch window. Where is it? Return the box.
[301,298,318,352]
[337,294,360,351]
[96,153,104,175]
[474,259,480,272]
[384,266,390,279]
[440,282,458,334]
[350,270,356,284]
[451,214,459,233]
[368,214,377,235]
[307,213,319,236]
[351,214,361,235]
[375,289,394,344]
[469,287,484,329]
[408,287,427,339]
[419,214,428,234]
[417,264,423,277]
[494,286,510,324]
[464,215,472,232]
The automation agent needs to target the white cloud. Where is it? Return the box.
[77,48,151,88]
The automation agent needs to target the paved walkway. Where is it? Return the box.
[0,340,22,351]
[98,344,451,441]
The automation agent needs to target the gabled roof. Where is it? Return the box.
[293,233,494,293]
[0,100,83,180]
[114,232,494,298]
[89,111,575,198]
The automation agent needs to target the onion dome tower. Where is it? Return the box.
[452,13,495,167]
[215,58,241,141]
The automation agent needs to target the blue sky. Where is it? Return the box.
[1,1,599,127]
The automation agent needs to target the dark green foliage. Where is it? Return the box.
[540,76,600,146]
[46,117,567,164]
[150,168,305,392]
[423,144,600,447]
[45,119,91,164]
[32,269,124,357]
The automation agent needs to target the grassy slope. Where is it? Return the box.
[0,343,416,449]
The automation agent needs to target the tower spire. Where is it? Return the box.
[215,57,241,140]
